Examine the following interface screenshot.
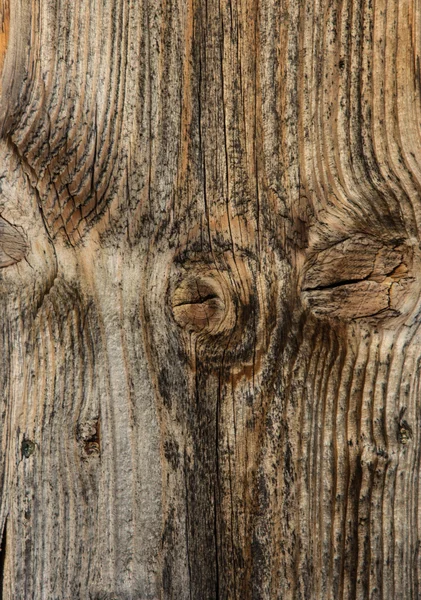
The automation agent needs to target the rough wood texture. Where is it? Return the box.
[0,0,9,85]
[0,0,420,598]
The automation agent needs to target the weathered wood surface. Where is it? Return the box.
[0,0,420,598]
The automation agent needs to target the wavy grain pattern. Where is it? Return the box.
[0,0,420,598]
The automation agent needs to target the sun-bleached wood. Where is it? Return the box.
[0,0,420,598]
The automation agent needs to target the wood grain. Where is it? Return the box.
[0,0,420,598]
[0,0,9,85]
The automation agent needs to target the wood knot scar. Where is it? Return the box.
[0,216,27,267]
[168,253,271,372]
[172,273,235,337]
[301,234,416,321]
[21,438,36,459]
[77,419,101,459]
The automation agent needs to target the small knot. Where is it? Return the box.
[172,271,235,337]
[21,439,36,459]
[77,419,101,459]
[397,407,413,445]
[168,253,273,374]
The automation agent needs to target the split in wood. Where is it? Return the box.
[172,272,235,337]
[168,255,272,375]
[301,234,416,321]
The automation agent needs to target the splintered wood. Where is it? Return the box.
[0,0,420,599]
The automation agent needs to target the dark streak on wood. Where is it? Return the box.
[0,0,420,597]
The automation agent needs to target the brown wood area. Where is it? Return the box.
[0,0,420,598]
[0,0,9,80]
